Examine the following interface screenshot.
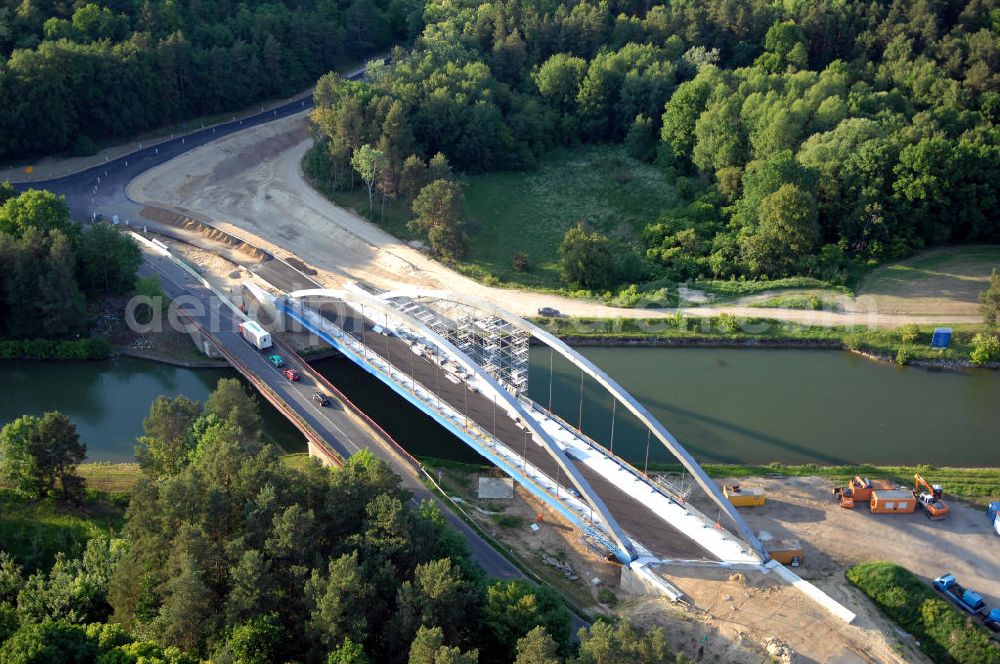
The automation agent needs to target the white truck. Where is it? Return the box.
[239,320,272,351]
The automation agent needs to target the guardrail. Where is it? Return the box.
[270,336,421,471]
[173,309,343,467]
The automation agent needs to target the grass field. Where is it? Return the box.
[329,145,682,290]
[858,245,1000,314]
[847,561,1000,664]
[76,463,142,492]
[0,489,128,571]
[462,145,680,288]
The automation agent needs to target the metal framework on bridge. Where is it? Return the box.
[283,284,767,563]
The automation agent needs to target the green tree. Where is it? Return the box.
[0,189,73,238]
[980,269,1000,328]
[409,625,479,664]
[378,101,415,199]
[41,229,88,339]
[514,626,561,664]
[426,152,454,184]
[135,395,201,478]
[410,180,466,260]
[0,412,85,500]
[157,554,214,655]
[534,53,587,115]
[329,637,370,664]
[395,558,479,650]
[77,223,142,296]
[558,223,615,290]
[305,552,373,650]
[624,114,656,162]
[483,581,570,662]
[0,621,97,663]
[660,73,716,162]
[970,332,1000,365]
[352,144,387,213]
[226,612,284,664]
[575,620,669,664]
[204,377,262,442]
[756,21,808,72]
[692,95,745,174]
[739,184,820,277]
[0,416,41,496]
[400,155,428,211]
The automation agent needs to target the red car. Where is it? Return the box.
[283,368,300,382]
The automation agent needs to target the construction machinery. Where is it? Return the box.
[833,476,894,509]
[913,474,950,520]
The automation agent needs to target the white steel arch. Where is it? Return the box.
[376,288,767,561]
[286,287,639,561]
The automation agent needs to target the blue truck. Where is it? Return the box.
[989,501,1000,536]
[933,573,1000,634]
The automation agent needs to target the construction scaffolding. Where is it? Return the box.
[376,295,531,395]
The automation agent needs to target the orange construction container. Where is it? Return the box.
[870,490,916,514]
[849,477,895,503]
[767,539,804,566]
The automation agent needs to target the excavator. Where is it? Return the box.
[914,474,950,520]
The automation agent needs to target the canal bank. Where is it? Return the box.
[3,344,998,467]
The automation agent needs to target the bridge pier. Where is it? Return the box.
[307,438,340,467]
[188,326,222,359]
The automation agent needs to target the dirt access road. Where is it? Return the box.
[127,112,984,328]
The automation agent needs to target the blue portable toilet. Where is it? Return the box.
[931,327,952,348]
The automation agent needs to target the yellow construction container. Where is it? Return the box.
[723,484,766,507]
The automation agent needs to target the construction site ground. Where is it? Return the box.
[670,474,1000,663]
[434,463,925,664]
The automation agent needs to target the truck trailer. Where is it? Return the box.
[239,320,272,351]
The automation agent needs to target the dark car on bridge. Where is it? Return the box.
[312,392,331,407]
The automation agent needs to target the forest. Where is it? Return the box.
[0,184,140,352]
[308,0,1000,290]
[0,380,688,663]
[0,0,416,160]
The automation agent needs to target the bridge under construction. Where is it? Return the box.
[245,280,768,574]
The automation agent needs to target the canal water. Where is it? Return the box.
[0,357,305,462]
[2,348,998,466]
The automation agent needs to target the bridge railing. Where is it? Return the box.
[175,308,343,467]
[270,336,422,472]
